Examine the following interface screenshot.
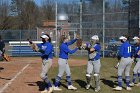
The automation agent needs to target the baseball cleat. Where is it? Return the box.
[53,86,62,91]
[40,89,48,93]
[68,85,77,90]
[95,86,101,92]
[135,83,140,86]
[85,84,90,90]
[126,87,132,91]
[48,87,53,93]
[129,82,135,87]
[113,86,122,91]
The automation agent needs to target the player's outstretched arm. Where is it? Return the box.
[67,34,80,46]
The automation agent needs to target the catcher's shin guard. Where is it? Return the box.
[94,74,100,89]
[86,74,91,85]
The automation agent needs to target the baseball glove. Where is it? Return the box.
[27,38,39,52]
[76,39,82,49]
[30,43,39,52]
[2,54,10,61]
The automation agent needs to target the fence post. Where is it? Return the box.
[102,0,105,58]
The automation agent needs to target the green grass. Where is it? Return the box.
[48,58,140,93]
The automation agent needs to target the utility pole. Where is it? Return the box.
[55,2,58,57]
[80,0,82,37]
[103,0,105,58]
[80,0,83,55]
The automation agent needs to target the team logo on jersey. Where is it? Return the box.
[41,46,47,50]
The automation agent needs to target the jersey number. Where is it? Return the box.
[128,46,131,53]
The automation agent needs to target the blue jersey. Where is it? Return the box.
[88,43,101,61]
[119,41,131,58]
[37,42,53,60]
[59,39,78,59]
[134,45,140,58]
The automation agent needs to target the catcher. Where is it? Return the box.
[28,34,53,93]
[81,35,101,92]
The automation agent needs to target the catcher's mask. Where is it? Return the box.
[90,35,99,44]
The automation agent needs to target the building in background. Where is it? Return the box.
[37,20,69,41]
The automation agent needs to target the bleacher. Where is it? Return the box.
[8,41,42,56]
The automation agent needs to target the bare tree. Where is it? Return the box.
[0,0,11,30]
[40,0,55,21]
[10,0,39,29]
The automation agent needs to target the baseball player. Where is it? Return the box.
[82,35,101,92]
[0,35,5,54]
[129,36,140,87]
[113,36,132,91]
[29,34,53,93]
[0,35,5,61]
[53,35,79,91]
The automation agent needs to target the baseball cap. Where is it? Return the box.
[40,34,49,39]
[119,36,127,40]
[133,36,139,40]
[91,35,99,40]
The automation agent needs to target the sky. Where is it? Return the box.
[34,0,73,6]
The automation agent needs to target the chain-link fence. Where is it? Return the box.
[0,0,139,57]
[0,29,124,57]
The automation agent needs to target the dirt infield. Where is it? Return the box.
[0,57,87,93]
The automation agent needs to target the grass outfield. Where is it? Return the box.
[47,58,140,93]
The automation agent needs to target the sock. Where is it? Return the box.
[44,77,52,88]
[47,81,52,88]
[126,76,130,87]
[132,74,137,83]
[118,76,122,87]
[66,76,72,86]
[138,73,140,82]
[54,76,61,87]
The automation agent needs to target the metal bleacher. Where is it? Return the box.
[8,41,42,56]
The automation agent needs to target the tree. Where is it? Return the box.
[40,0,55,21]
[0,0,11,30]
[10,0,39,29]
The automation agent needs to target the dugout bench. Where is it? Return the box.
[8,41,41,56]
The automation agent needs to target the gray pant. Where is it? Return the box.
[133,58,140,74]
[118,57,132,76]
[40,59,52,80]
[86,59,101,76]
[57,58,71,77]
[86,59,101,88]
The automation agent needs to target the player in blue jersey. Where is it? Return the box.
[53,35,79,91]
[113,36,133,91]
[82,35,101,92]
[129,36,140,87]
[29,34,53,93]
